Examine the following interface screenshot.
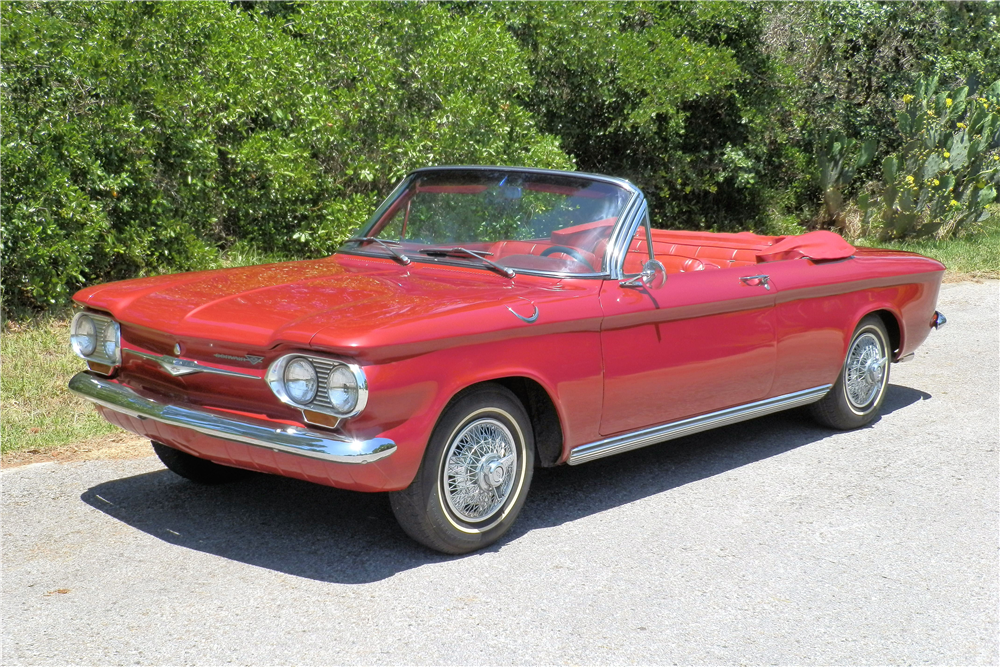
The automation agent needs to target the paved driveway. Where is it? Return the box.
[3,281,997,665]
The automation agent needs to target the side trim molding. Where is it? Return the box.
[568,385,832,465]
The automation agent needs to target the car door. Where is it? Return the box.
[598,246,777,437]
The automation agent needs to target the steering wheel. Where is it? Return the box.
[539,245,593,271]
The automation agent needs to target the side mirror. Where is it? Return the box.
[620,259,666,289]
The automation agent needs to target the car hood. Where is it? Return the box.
[75,256,601,361]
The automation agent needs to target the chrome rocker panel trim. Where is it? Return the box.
[568,385,833,465]
[68,372,396,465]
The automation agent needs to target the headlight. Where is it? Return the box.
[101,322,119,359]
[266,353,369,426]
[284,358,318,404]
[328,364,359,414]
[71,315,97,357]
[70,312,120,371]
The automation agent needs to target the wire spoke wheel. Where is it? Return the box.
[844,332,888,410]
[443,418,517,523]
[389,384,534,554]
[809,315,892,430]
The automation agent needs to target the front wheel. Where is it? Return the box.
[152,441,251,484]
[390,384,535,554]
[809,315,891,430]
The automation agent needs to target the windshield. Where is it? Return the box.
[345,169,634,276]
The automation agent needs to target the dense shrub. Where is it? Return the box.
[489,1,774,231]
[3,1,999,318]
[1,1,569,316]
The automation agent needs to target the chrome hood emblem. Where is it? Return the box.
[126,349,258,379]
[214,353,264,365]
[506,298,539,324]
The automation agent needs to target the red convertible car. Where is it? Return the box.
[69,166,946,553]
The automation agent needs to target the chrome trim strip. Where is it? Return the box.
[606,196,648,280]
[568,385,833,465]
[69,373,395,465]
[407,165,640,192]
[506,304,539,324]
[126,349,259,379]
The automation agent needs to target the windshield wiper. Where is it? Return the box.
[341,237,411,265]
[418,246,515,279]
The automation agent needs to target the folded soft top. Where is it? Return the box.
[756,230,856,263]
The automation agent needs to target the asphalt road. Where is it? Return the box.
[3,280,997,665]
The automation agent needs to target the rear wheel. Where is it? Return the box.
[151,441,251,484]
[390,385,534,554]
[809,315,891,430]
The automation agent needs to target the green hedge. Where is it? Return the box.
[3,1,999,318]
[1,1,569,316]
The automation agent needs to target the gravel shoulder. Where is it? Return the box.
[2,280,997,665]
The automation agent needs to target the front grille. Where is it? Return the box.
[308,357,339,410]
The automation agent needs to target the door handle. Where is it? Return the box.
[740,274,771,290]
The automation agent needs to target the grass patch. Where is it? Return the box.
[1,315,119,456]
[0,245,291,457]
[854,215,1000,279]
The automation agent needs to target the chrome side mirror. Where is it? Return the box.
[620,259,666,289]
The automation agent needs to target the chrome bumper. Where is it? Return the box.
[68,372,396,465]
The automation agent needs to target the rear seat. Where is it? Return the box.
[623,251,705,274]
[623,237,759,271]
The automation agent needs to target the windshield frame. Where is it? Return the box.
[338,166,643,279]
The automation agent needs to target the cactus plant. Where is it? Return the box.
[861,76,1000,239]
[815,130,877,230]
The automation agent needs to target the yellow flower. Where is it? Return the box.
[903,94,914,103]
[957,122,967,129]
[950,199,959,206]
[946,98,953,107]
[933,179,940,186]
[905,175,915,184]
[944,151,950,158]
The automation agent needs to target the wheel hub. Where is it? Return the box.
[864,358,884,384]
[477,453,507,490]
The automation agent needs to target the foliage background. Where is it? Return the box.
[3,0,999,317]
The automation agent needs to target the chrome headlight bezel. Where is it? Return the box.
[266,353,368,421]
[283,357,319,405]
[70,311,121,372]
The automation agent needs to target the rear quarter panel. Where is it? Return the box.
[767,251,944,397]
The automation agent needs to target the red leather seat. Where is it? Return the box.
[623,251,705,274]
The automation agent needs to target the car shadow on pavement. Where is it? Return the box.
[80,383,930,584]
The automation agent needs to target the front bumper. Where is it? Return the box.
[68,372,396,465]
